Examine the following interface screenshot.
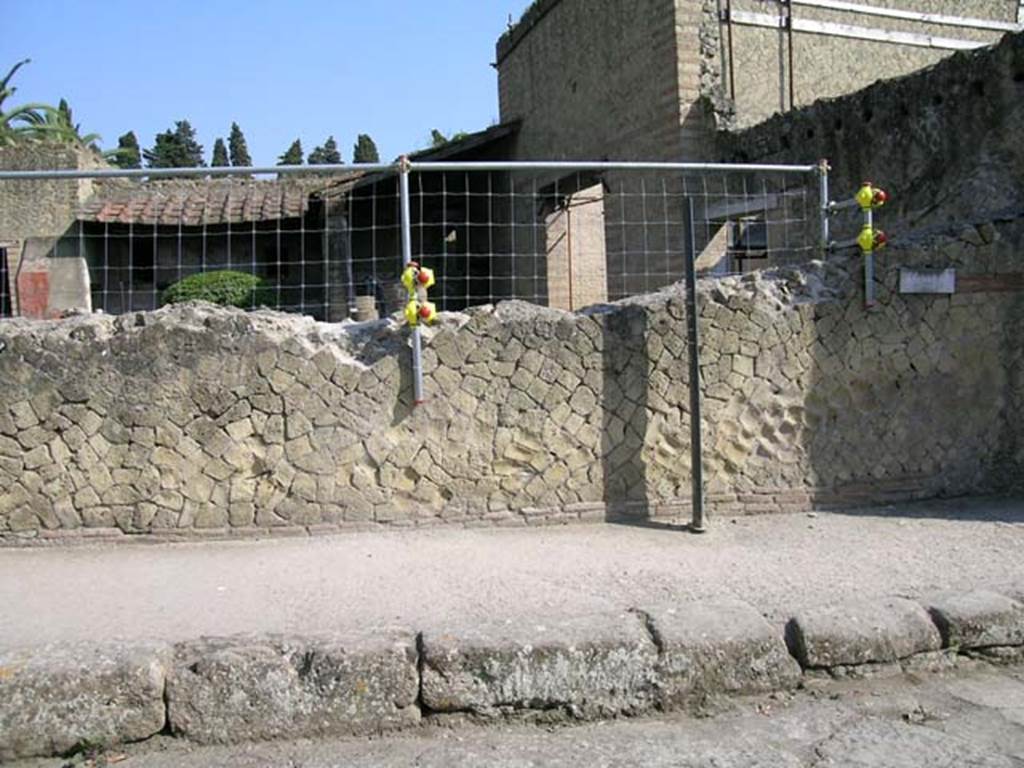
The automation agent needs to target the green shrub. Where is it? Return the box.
[161,270,274,309]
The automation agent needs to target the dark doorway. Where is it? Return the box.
[0,247,11,318]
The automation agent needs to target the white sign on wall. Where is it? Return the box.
[899,268,956,294]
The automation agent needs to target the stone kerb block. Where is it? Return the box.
[166,632,419,743]
[925,590,1024,651]
[0,641,170,761]
[787,597,942,669]
[419,612,659,718]
[646,601,801,706]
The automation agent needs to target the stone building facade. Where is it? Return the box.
[496,0,1019,161]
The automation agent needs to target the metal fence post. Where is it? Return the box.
[819,158,831,254]
[683,197,706,533]
[398,156,425,405]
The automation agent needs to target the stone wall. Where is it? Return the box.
[0,144,105,316]
[1,215,1021,542]
[721,30,1024,236]
[723,0,1015,128]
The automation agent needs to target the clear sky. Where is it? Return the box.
[5,0,534,166]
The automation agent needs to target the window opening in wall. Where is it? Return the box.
[728,217,768,273]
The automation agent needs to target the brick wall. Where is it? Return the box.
[497,0,690,161]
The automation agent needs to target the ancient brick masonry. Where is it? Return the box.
[0,219,1021,541]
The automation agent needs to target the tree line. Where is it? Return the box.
[113,121,381,169]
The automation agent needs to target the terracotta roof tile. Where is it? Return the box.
[77,174,367,226]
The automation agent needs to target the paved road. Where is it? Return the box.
[15,660,1024,767]
[1,497,1022,646]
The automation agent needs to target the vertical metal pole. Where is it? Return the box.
[785,0,796,110]
[725,0,736,101]
[864,206,875,308]
[683,198,706,533]
[399,157,425,406]
[818,159,830,254]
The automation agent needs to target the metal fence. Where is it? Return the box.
[0,160,826,321]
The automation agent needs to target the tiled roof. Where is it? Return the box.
[77,174,364,226]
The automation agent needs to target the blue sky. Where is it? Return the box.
[5,1,534,166]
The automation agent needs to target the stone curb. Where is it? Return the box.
[786,597,943,669]
[167,632,421,744]
[3,589,1024,759]
[419,611,659,718]
[645,600,803,707]
[924,590,1024,652]
[0,641,170,762]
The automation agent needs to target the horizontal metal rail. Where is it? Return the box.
[0,163,393,181]
[730,9,991,50]
[0,160,819,181]
[406,161,818,174]
[789,0,1022,33]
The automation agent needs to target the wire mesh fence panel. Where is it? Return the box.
[406,166,821,312]
[0,162,822,321]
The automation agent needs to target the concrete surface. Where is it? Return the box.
[13,660,1024,767]
[1,498,1021,648]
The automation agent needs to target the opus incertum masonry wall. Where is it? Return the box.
[1,220,1022,542]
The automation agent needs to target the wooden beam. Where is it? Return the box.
[957,273,1024,293]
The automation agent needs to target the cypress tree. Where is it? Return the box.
[143,120,205,168]
[228,122,252,167]
[211,138,229,167]
[352,134,380,164]
[277,139,303,166]
[308,135,342,165]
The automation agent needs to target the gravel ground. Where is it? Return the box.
[0,496,1021,647]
